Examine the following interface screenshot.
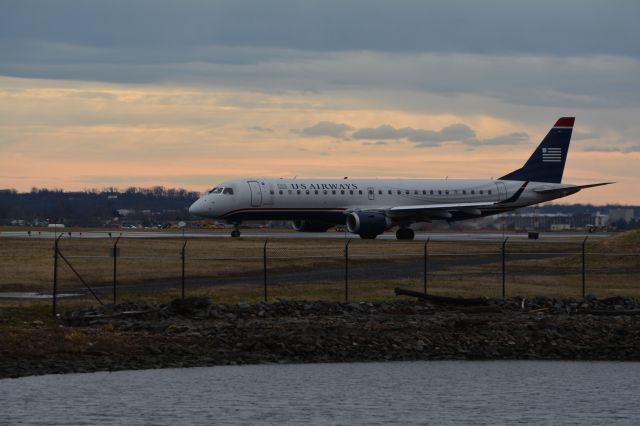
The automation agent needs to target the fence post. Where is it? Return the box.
[344,239,351,302]
[502,237,508,299]
[181,240,188,300]
[263,240,268,302]
[52,234,62,317]
[582,236,588,299]
[423,237,430,295]
[112,236,121,304]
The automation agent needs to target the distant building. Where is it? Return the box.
[496,213,572,231]
[594,212,608,228]
[608,208,635,224]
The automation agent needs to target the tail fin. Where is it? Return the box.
[500,117,574,183]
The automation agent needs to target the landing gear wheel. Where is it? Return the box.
[230,229,241,238]
[359,233,378,240]
[396,228,415,240]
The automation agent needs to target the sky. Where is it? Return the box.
[1,0,639,204]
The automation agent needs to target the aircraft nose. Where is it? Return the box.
[189,198,208,217]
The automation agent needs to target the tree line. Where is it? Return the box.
[0,187,200,227]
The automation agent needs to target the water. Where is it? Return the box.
[1,361,639,425]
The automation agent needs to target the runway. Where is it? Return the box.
[0,229,609,242]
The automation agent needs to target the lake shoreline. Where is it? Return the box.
[2,296,640,379]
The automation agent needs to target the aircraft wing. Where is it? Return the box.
[534,182,614,196]
[387,202,496,220]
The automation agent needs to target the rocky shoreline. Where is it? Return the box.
[2,296,640,379]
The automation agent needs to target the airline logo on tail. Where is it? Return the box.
[542,147,562,162]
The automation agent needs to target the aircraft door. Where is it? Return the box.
[247,181,262,207]
[495,181,507,202]
[367,186,375,201]
[261,181,274,205]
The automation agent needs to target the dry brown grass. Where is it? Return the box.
[1,231,638,309]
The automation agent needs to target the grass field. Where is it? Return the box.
[1,230,638,311]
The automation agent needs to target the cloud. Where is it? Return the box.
[2,1,639,57]
[291,121,353,138]
[581,144,640,153]
[572,130,599,140]
[464,132,529,147]
[248,125,274,133]
[352,123,475,145]
[352,123,527,148]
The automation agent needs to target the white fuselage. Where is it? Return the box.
[189,178,573,224]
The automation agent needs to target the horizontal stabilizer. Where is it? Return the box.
[534,182,614,195]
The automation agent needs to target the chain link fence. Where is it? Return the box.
[0,233,638,315]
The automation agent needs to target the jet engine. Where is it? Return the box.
[346,211,389,239]
[291,220,333,232]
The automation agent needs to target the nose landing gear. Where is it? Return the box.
[230,222,242,238]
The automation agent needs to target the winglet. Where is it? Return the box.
[554,117,575,128]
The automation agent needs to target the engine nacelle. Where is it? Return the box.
[346,211,389,238]
[291,220,333,232]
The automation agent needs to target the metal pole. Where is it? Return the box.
[423,238,430,295]
[344,239,351,302]
[502,237,508,299]
[263,240,268,302]
[52,234,62,317]
[181,240,188,300]
[112,236,121,304]
[582,236,588,298]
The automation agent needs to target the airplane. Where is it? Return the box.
[189,117,612,240]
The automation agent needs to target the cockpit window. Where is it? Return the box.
[208,187,224,194]
[223,188,234,195]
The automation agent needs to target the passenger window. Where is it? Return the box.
[306,190,310,194]
[463,190,466,195]
[430,190,434,195]
[414,190,418,195]
[315,190,319,195]
[405,190,410,195]
[438,190,442,195]
[422,190,427,195]
[488,190,492,194]
[369,189,374,195]
[445,190,449,195]
[341,190,345,195]
[332,190,336,195]
[279,190,283,195]
[378,190,382,195]
[479,190,484,194]
[471,190,475,194]
[397,190,401,195]
[323,190,328,195]
[270,190,274,195]
[349,190,354,195]
[359,190,363,195]
[296,190,301,195]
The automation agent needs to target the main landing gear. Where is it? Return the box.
[396,228,415,240]
[230,222,241,238]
